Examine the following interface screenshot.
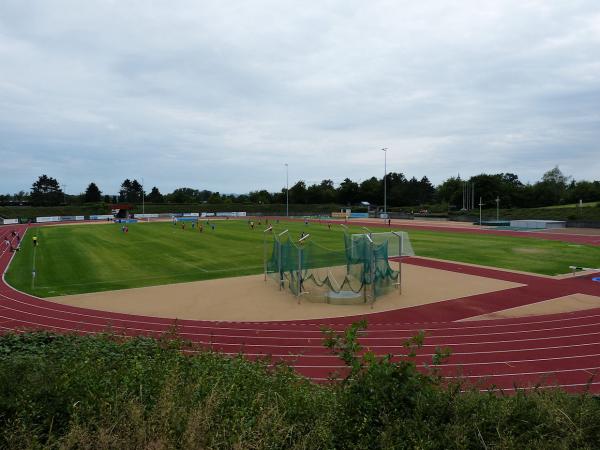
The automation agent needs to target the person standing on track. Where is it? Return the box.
[32,236,38,247]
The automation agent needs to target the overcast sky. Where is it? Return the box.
[1,1,599,195]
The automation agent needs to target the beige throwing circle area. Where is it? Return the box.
[47,262,523,322]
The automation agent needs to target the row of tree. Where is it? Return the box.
[437,167,600,208]
[2,167,599,208]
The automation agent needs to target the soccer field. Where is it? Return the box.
[5,220,600,297]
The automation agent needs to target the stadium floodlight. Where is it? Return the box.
[278,229,288,237]
[141,177,144,214]
[479,197,483,226]
[298,233,310,243]
[285,163,289,217]
[496,196,500,221]
[381,148,388,217]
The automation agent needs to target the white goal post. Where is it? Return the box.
[350,231,414,258]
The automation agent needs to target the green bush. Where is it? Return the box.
[0,327,599,449]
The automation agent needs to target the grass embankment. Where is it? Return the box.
[6,221,600,297]
[1,329,599,449]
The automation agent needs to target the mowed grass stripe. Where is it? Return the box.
[5,220,600,297]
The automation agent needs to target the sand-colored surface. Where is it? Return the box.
[47,263,523,322]
[461,293,600,321]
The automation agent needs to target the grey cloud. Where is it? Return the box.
[1,0,599,195]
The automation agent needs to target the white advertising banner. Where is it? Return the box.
[89,215,114,220]
[36,216,61,223]
[216,212,247,217]
[61,216,85,221]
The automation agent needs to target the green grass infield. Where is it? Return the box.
[5,219,600,297]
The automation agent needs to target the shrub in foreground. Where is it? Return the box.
[0,327,598,449]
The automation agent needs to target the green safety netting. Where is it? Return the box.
[265,231,403,304]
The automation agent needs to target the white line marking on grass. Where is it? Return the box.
[165,255,208,272]
[31,244,37,290]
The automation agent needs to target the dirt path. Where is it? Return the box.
[47,263,523,322]
[461,293,600,321]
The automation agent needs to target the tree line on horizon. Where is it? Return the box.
[2,167,600,209]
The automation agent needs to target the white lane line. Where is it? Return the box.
[2,287,600,337]
[1,320,595,390]
[284,366,600,380]
[7,311,594,358]
[168,340,600,354]
[3,301,600,347]
[470,381,600,393]
[444,367,600,379]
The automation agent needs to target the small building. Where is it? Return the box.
[110,203,135,219]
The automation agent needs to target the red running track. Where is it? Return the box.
[2,223,600,393]
[268,216,600,246]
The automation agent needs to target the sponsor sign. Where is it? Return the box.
[89,215,114,220]
[1,218,19,225]
[215,212,247,217]
[61,216,85,221]
[36,216,61,223]
[331,212,349,218]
